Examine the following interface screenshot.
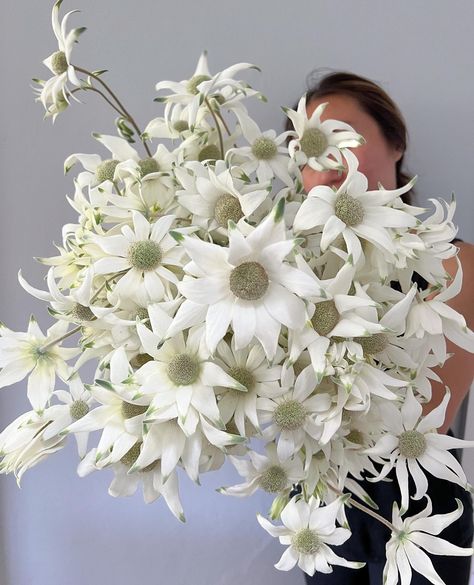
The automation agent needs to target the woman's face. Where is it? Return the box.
[301,93,403,193]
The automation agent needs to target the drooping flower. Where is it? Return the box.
[365,387,474,513]
[258,495,364,576]
[34,0,85,120]
[384,498,473,585]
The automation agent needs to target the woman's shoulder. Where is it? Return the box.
[443,240,474,323]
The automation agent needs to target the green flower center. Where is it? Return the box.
[136,307,150,321]
[311,300,340,336]
[141,460,159,473]
[130,353,154,368]
[214,194,243,226]
[198,144,221,162]
[51,50,68,75]
[292,528,321,555]
[69,400,89,420]
[167,354,200,386]
[120,442,141,467]
[273,400,307,431]
[128,240,162,271]
[187,74,211,95]
[346,430,365,445]
[399,430,426,459]
[229,261,269,301]
[95,159,119,183]
[251,137,278,160]
[135,307,152,330]
[228,367,255,391]
[258,465,288,493]
[300,128,328,159]
[173,120,189,133]
[334,193,365,226]
[70,303,95,322]
[138,157,160,177]
[354,333,390,355]
[121,402,148,419]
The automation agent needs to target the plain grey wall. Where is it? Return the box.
[1,1,473,584]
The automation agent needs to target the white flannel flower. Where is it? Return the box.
[384,498,473,585]
[0,318,78,411]
[405,257,474,354]
[286,95,364,171]
[155,52,261,127]
[77,447,185,520]
[294,150,417,262]
[137,326,247,436]
[167,200,322,359]
[0,408,67,481]
[219,443,304,497]
[92,211,182,304]
[18,267,115,326]
[258,495,364,576]
[228,110,294,185]
[288,259,387,378]
[66,348,148,467]
[42,375,93,458]
[214,338,282,436]
[34,0,84,120]
[175,161,268,233]
[73,133,176,211]
[258,365,331,462]
[366,387,474,513]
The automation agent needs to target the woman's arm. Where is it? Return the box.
[423,241,474,433]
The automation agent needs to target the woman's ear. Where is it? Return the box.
[393,146,404,163]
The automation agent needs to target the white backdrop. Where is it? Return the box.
[1,1,473,584]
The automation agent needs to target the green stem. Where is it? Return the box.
[82,85,127,119]
[326,481,398,534]
[204,96,224,159]
[215,110,232,136]
[73,65,152,157]
[40,325,82,352]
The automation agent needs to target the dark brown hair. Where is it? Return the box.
[286,71,414,202]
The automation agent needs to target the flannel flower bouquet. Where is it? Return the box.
[1,1,473,582]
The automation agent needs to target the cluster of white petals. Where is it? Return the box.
[1,3,473,582]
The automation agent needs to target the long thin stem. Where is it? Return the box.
[215,110,232,136]
[73,65,152,157]
[326,481,398,534]
[204,96,224,158]
[82,86,127,119]
[41,325,82,352]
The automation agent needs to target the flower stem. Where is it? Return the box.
[326,481,398,534]
[40,325,82,352]
[81,85,127,119]
[204,96,224,158]
[215,110,232,136]
[73,66,152,157]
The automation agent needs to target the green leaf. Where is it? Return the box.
[169,230,185,242]
[273,198,285,223]
[94,378,115,391]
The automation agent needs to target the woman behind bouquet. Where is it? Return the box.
[287,71,474,585]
